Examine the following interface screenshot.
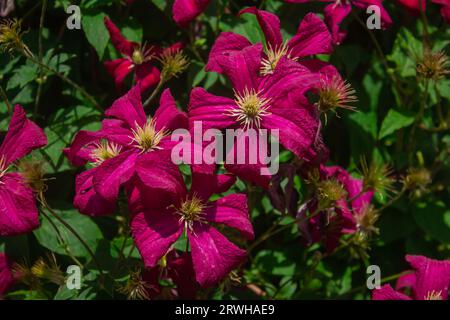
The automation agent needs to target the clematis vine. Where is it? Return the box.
[0,106,47,237]
[129,169,254,288]
[207,7,333,77]
[299,165,374,252]
[191,43,325,187]
[104,17,183,94]
[285,0,392,44]
[373,255,450,300]
[65,85,188,216]
[0,253,15,297]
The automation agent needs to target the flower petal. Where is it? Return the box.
[0,105,47,166]
[239,7,283,48]
[172,0,211,27]
[323,2,352,45]
[190,172,236,201]
[154,89,188,132]
[105,85,147,128]
[0,173,39,237]
[135,62,161,94]
[0,253,15,296]
[104,58,134,93]
[203,194,254,240]
[372,284,412,300]
[104,16,138,56]
[189,223,246,287]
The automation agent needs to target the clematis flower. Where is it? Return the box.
[0,253,15,297]
[191,44,323,187]
[104,17,183,94]
[373,255,450,300]
[65,85,188,216]
[0,106,47,237]
[172,0,212,27]
[397,0,450,24]
[130,169,254,288]
[0,0,14,17]
[300,165,373,252]
[207,7,333,77]
[285,0,392,44]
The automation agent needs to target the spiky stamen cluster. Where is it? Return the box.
[0,18,28,56]
[177,195,207,233]
[404,167,431,191]
[18,159,46,192]
[416,50,449,81]
[355,205,380,236]
[317,75,358,115]
[0,156,9,184]
[91,140,122,165]
[228,88,271,129]
[130,44,155,66]
[359,157,395,198]
[158,49,189,81]
[317,178,346,209]
[117,269,153,300]
[261,42,295,76]
[31,256,65,286]
[130,118,167,153]
[425,290,443,300]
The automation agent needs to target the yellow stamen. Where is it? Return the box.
[91,141,122,165]
[228,88,271,129]
[130,44,155,66]
[0,156,9,185]
[425,290,443,300]
[176,195,207,233]
[130,118,167,153]
[261,42,295,76]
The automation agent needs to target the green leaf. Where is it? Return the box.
[6,63,38,90]
[412,201,450,244]
[34,206,103,258]
[379,109,415,140]
[82,12,109,59]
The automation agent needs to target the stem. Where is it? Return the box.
[0,85,12,115]
[34,0,48,120]
[22,52,103,112]
[379,186,407,212]
[143,79,165,108]
[408,80,429,165]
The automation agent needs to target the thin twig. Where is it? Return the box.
[0,85,12,115]
[34,0,48,120]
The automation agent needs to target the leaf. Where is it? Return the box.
[379,109,415,140]
[34,206,103,259]
[6,63,38,90]
[82,12,109,59]
[412,201,450,244]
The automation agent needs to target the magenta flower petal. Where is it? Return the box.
[190,172,236,201]
[189,223,246,287]
[405,255,450,300]
[203,194,254,240]
[105,85,147,128]
[206,32,252,73]
[352,0,393,28]
[0,173,39,237]
[74,168,117,216]
[372,284,412,300]
[65,130,105,166]
[173,0,211,27]
[287,13,333,58]
[104,58,134,93]
[188,87,238,131]
[396,273,417,293]
[167,253,198,299]
[154,89,189,131]
[323,2,352,45]
[104,16,137,56]
[135,62,161,94]
[0,253,14,296]
[239,7,283,48]
[0,105,47,166]
[215,44,263,93]
[93,150,138,201]
[131,209,183,267]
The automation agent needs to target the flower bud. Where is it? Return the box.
[416,49,449,81]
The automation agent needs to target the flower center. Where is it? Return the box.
[177,195,206,232]
[131,45,155,66]
[317,75,357,114]
[425,290,443,300]
[130,118,167,153]
[228,88,271,129]
[0,156,9,184]
[261,42,293,76]
[91,141,122,165]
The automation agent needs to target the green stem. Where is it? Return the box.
[408,80,429,165]
[34,0,48,120]
[143,79,165,108]
[0,85,12,115]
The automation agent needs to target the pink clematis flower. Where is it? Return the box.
[397,0,450,24]
[0,253,15,297]
[300,165,373,252]
[65,85,188,217]
[172,0,212,27]
[104,17,182,94]
[0,106,47,237]
[285,0,392,44]
[207,7,333,77]
[191,44,323,187]
[373,255,450,300]
[130,169,254,288]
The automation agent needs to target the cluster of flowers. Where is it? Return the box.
[0,1,449,299]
